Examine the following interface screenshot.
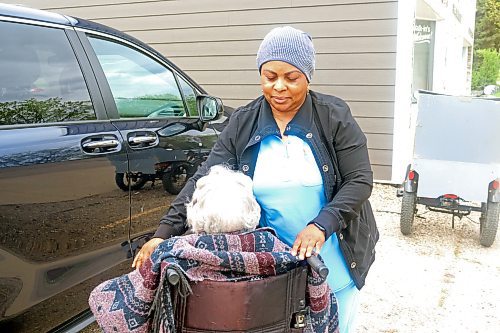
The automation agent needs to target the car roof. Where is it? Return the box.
[0,3,152,46]
[0,3,76,25]
[0,4,154,66]
[0,4,156,52]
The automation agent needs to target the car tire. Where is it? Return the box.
[400,191,417,235]
[115,173,147,191]
[162,163,190,195]
[480,202,499,247]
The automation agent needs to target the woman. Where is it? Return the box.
[133,26,378,332]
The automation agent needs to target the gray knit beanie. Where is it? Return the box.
[256,26,316,82]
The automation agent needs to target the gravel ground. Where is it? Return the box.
[357,183,500,333]
[83,183,500,333]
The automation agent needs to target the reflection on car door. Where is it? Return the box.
[81,34,218,251]
[0,21,131,332]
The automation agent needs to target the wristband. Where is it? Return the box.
[309,221,326,236]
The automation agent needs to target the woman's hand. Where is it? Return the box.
[291,224,326,260]
[132,237,164,269]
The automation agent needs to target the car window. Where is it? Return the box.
[177,75,198,116]
[0,21,95,125]
[88,37,187,119]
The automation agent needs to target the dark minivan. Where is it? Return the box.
[0,4,224,332]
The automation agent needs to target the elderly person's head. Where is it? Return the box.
[185,165,260,234]
[256,26,316,116]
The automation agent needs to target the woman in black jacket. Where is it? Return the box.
[133,26,378,332]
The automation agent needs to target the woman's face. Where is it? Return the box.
[260,61,309,115]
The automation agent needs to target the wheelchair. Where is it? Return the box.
[166,256,328,333]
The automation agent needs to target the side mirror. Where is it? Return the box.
[196,95,223,122]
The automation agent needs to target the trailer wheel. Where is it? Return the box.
[480,202,499,247]
[400,191,417,235]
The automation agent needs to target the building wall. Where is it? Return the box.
[9,0,399,180]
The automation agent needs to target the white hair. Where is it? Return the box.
[186,165,261,234]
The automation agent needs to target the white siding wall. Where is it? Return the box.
[9,0,398,180]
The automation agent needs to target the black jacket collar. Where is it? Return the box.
[256,93,313,137]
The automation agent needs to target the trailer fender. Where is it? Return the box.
[403,166,419,193]
[488,179,500,203]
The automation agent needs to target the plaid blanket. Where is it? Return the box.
[89,229,338,332]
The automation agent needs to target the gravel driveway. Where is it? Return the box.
[357,184,499,333]
[83,183,500,333]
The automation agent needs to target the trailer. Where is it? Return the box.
[398,91,500,247]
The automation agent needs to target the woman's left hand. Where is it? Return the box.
[291,224,326,260]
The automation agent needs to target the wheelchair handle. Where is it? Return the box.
[306,255,329,279]
[166,257,328,285]
[166,268,180,285]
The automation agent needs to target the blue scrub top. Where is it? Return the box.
[253,135,353,292]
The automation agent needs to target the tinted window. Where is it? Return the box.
[0,21,95,125]
[88,37,186,118]
[177,75,198,116]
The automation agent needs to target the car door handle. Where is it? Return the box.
[81,135,122,155]
[128,136,156,145]
[127,132,159,149]
[82,139,120,149]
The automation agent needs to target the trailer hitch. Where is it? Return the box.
[427,194,472,228]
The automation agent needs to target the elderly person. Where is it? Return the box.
[185,164,260,234]
[133,26,378,332]
[92,165,336,332]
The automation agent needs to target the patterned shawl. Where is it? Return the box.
[89,229,338,332]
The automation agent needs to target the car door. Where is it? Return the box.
[78,32,218,253]
[0,20,131,332]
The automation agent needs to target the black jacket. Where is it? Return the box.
[154,91,379,289]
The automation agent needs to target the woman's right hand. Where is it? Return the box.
[132,237,164,269]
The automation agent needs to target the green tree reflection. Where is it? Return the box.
[0,98,94,125]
